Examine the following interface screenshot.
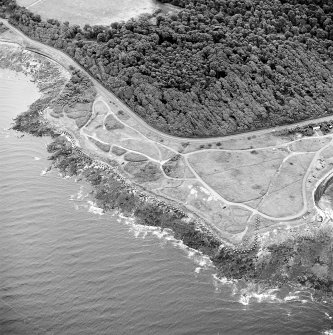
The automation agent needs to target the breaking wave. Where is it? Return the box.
[40,168,48,176]
[118,214,214,272]
[235,284,314,306]
[87,201,104,215]
[69,185,87,201]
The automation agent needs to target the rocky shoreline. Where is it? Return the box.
[13,102,333,296]
[4,44,333,297]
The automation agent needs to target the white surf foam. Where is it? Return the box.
[283,294,307,303]
[129,224,159,239]
[34,156,41,161]
[212,273,235,286]
[118,215,316,305]
[120,218,214,272]
[226,282,283,305]
[321,330,333,335]
[170,238,213,270]
[284,295,298,302]
[325,312,332,320]
[194,267,202,274]
[87,201,104,215]
[76,186,86,200]
[238,287,282,305]
[69,186,88,201]
[40,169,48,176]
[231,283,313,306]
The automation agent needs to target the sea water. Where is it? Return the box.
[1,70,333,335]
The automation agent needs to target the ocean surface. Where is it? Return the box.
[1,71,333,335]
[16,0,175,26]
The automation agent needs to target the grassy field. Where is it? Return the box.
[17,0,170,25]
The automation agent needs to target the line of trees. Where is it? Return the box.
[1,0,333,137]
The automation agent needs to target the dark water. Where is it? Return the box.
[1,69,333,335]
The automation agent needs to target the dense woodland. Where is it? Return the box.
[1,0,333,137]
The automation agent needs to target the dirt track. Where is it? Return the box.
[2,21,333,248]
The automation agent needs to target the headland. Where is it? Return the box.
[2,20,333,296]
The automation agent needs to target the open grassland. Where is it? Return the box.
[45,93,333,246]
[2,23,333,248]
[17,0,173,26]
[4,33,333,292]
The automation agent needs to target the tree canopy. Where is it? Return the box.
[2,0,333,137]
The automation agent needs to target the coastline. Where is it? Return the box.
[0,42,258,278]
[11,73,333,296]
[2,40,333,296]
[2,42,224,261]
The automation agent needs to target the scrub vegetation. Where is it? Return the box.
[5,39,333,295]
[1,0,333,137]
[50,68,96,127]
[0,21,7,32]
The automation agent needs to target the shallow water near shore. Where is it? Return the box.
[1,70,333,334]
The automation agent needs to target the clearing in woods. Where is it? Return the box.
[16,0,176,26]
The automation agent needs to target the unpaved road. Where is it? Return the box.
[2,18,333,145]
[2,19,333,243]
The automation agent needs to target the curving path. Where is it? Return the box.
[83,98,333,225]
[2,20,333,245]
